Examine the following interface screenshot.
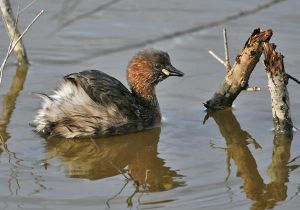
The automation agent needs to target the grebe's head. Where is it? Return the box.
[127,48,184,99]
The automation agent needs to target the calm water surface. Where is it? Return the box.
[1,0,300,209]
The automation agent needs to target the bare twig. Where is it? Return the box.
[105,180,130,209]
[245,86,261,91]
[126,187,138,208]
[136,169,150,207]
[286,73,300,85]
[19,0,37,14]
[0,9,44,85]
[209,28,231,72]
[209,140,227,151]
[144,169,150,186]
[246,137,262,149]
[223,28,231,71]
[288,154,300,165]
[208,50,226,66]
[8,10,44,56]
[292,125,300,135]
[109,161,129,180]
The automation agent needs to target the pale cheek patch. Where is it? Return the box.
[162,69,170,76]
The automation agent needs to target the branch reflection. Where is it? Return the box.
[262,134,292,210]
[0,63,28,144]
[209,108,293,210]
[45,127,184,192]
[0,63,31,196]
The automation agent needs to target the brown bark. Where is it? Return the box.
[263,43,293,134]
[204,29,273,110]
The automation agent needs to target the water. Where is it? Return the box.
[1,0,300,209]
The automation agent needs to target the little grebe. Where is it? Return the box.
[32,48,184,138]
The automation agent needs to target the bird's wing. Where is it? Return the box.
[64,70,141,119]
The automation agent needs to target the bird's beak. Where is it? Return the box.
[163,65,184,77]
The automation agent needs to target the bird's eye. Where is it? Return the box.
[155,63,162,69]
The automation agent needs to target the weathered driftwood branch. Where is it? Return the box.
[0,0,28,65]
[204,29,273,110]
[263,43,293,134]
[209,28,231,72]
